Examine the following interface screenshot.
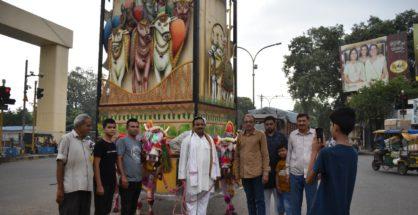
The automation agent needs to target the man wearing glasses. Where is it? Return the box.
[234,114,270,215]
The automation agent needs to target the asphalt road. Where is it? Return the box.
[0,155,417,215]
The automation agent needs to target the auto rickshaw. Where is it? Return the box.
[397,132,418,175]
[372,130,402,171]
[372,129,418,175]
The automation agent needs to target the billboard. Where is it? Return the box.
[340,32,408,92]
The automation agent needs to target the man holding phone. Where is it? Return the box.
[306,108,358,215]
[286,113,317,215]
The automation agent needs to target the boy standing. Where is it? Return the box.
[276,145,292,215]
[306,108,358,215]
[93,119,118,215]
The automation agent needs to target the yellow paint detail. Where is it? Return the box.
[390,60,408,74]
[156,158,178,193]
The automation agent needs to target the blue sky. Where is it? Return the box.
[1,0,417,111]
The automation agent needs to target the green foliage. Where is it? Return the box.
[345,10,418,79]
[284,25,344,113]
[348,77,418,124]
[237,97,255,128]
[66,67,97,130]
[293,99,333,136]
[2,108,33,126]
[285,10,418,126]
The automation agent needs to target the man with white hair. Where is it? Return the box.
[56,114,94,215]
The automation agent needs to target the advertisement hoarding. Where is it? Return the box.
[340,32,408,92]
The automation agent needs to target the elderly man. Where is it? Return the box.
[234,114,270,215]
[287,113,317,215]
[56,114,94,215]
[178,116,220,215]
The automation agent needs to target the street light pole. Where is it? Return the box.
[238,42,281,105]
[258,94,280,108]
[266,95,279,107]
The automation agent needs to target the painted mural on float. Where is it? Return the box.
[100,0,236,136]
[99,0,237,196]
[103,0,193,93]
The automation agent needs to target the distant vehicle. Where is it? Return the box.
[372,129,418,175]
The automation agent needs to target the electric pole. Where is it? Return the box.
[21,60,28,152]
[22,60,43,154]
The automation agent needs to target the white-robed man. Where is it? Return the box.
[178,116,221,215]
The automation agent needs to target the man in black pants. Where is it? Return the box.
[116,118,142,215]
[93,118,118,215]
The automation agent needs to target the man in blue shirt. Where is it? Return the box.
[306,108,358,215]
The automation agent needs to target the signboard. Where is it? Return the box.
[340,32,408,92]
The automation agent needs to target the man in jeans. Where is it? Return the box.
[264,116,288,215]
[56,114,94,215]
[287,113,317,215]
[234,114,270,215]
[116,118,142,215]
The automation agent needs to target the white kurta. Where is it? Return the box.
[178,133,220,195]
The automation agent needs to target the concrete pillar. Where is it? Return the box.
[37,45,69,141]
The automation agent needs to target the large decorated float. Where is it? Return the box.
[97,0,237,198]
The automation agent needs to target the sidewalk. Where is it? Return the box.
[0,153,56,164]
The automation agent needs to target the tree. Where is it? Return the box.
[237,97,255,128]
[283,25,344,114]
[285,10,418,127]
[66,67,97,130]
[348,77,418,130]
[293,98,333,136]
[2,108,33,126]
[345,10,418,79]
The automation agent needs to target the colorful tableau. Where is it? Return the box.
[103,0,193,93]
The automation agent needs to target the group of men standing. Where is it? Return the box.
[55,106,358,215]
[235,108,358,215]
[56,114,143,215]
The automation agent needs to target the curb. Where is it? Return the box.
[0,154,56,164]
[358,151,374,156]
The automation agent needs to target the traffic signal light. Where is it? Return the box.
[395,91,413,110]
[0,86,16,105]
[36,88,44,99]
